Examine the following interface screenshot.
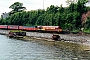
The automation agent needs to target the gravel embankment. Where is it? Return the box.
[0,30,90,47]
[26,32,90,43]
[27,32,90,48]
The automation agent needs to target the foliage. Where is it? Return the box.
[0,0,90,32]
[9,2,26,15]
[84,28,90,34]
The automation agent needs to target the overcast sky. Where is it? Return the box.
[0,0,67,15]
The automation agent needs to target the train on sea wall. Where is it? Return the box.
[0,25,62,33]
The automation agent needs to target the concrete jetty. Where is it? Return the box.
[0,30,9,35]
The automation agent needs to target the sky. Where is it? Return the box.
[0,0,67,15]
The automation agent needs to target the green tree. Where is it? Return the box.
[58,5,65,13]
[46,5,58,14]
[9,2,26,15]
[66,0,76,5]
[2,0,90,32]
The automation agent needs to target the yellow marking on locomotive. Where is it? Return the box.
[58,29,62,32]
[41,28,45,30]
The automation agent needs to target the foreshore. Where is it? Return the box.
[0,29,90,50]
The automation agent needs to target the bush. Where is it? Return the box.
[84,29,90,34]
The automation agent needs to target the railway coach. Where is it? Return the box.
[22,26,37,31]
[0,25,8,29]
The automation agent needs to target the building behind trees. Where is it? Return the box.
[1,12,9,19]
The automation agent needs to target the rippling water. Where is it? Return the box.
[0,35,90,60]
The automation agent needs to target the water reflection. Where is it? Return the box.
[0,35,90,60]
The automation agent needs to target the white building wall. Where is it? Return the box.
[1,12,9,19]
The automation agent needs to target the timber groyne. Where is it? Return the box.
[0,29,90,47]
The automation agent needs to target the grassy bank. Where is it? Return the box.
[71,29,90,34]
[83,29,90,34]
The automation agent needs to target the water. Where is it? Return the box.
[0,35,90,60]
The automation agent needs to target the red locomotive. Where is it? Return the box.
[0,25,62,33]
[37,26,62,33]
